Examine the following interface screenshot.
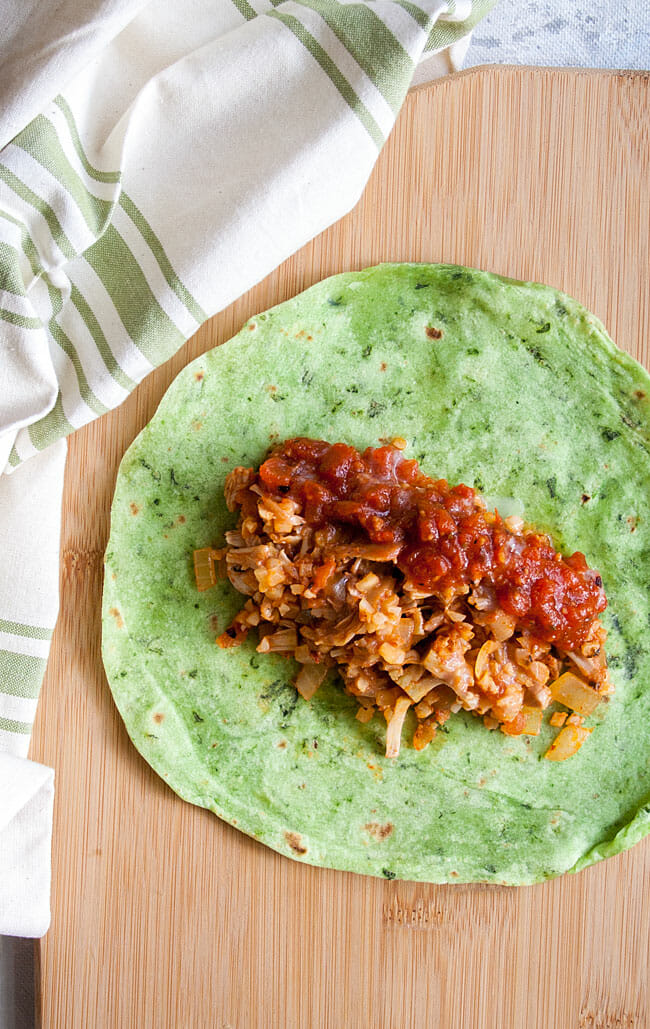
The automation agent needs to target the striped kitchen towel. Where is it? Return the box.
[0,0,495,935]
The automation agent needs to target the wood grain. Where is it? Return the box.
[31,66,650,1029]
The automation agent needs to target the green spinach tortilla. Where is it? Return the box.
[102,263,650,884]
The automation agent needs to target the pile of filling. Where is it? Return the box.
[194,438,612,759]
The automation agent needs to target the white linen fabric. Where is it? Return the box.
[0,754,54,939]
[0,442,66,760]
[0,0,494,935]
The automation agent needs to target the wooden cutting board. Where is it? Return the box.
[32,66,650,1029]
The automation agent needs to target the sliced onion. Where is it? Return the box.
[295,663,328,700]
[550,671,602,716]
[544,724,592,761]
[385,696,412,759]
[193,548,217,591]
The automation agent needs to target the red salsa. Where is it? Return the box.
[257,438,606,650]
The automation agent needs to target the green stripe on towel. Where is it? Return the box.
[0,715,33,735]
[268,10,385,149]
[53,96,122,184]
[289,0,414,114]
[0,618,52,641]
[0,652,48,700]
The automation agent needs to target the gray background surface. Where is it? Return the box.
[0,938,37,1028]
[467,0,650,70]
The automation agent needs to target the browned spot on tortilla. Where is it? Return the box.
[177,514,186,524]
[284,831,307,855]
[307,335,313,341]
[581,494,591,504]
[450,871,459,878]
[425,326,443,340]
[109,607,123,628]
[209,614,220,633]
[380,362,387,371]
[249,323,256,331]
[635,389,646,399]
[364,821,394,841]
[277,740,287,748]
[221,456,230,463]
[153,713,164,724]
[130,502,139,515]
[627,515,637,532]
[192,420,203,431]
[194,370,204,381]
[266,384,277,393]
